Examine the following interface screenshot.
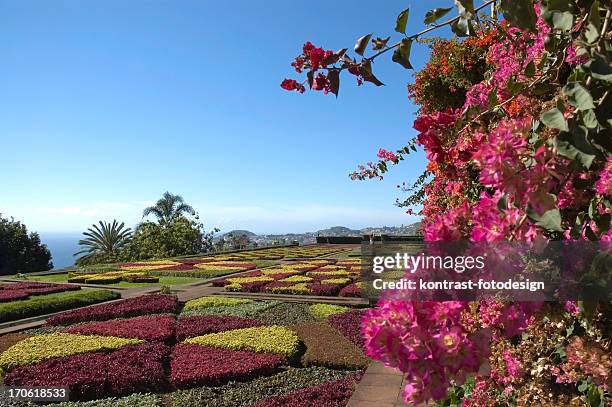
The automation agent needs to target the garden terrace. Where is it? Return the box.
[0,293,369,405]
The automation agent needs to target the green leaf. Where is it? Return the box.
[395,8,410,34]
[354,34,372,56]
[371,36,390,50]
[588,56,612,82]
[587,385,603,407]
[554,127,598,169]
[456,0,475,15]
[527,205,563,232]
[392,38,413,69]
[563,82,595,111]
[525,60,536,77]
[497,194,508,211]
[581,109,599,129]
[552,11,574,31]
[500,0,537,31]
[578,381,589,393]
[359,59,385,86]
[585,1,601,43]
[424,7,452,24]
[451,17,475,37]
[541,108,569,131]
[327,69,340,97]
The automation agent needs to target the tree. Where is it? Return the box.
[227,232,251,250]
[142,192,195,226]
[0,214,53,275]
[74,220,132,265]
[122,216,218,260]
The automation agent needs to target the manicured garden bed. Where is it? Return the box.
[0,287,119,323]
[0,294,368,405]
[215,258,365,297]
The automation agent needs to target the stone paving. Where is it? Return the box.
[347,361,407,407]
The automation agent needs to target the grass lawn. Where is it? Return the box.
[24,274,200,287]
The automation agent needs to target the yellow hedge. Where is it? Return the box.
[183,296,253,311]
[0,333,141,371]
[184,325,299,357]
[225,276,273,284]
[308,304,350,318]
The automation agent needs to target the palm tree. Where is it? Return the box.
[142,191,195,225]
[74,220,132,264]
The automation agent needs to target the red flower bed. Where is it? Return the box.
[158,263,195,271]
[170,344,283,388]
[47,295,179,326]
[309,283,341,296]
[4,343,169,401]
[328,310,365,349]
[264,281,294,290]
[64,314,176,342]
[0,290,29,302]
[339,284,362,298]
[211,279,228,287]
[238,281,269,293]
[0,283,80,302]
[266,272,296,280]
[176,315,262,340]
[250,375,361,407]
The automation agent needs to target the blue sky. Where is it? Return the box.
[0,0,456,234]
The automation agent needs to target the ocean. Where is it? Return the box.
[39,232,82,270]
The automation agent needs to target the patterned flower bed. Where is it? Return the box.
[0,282,80,302]
[215,259,364,297]
[0,294,368,405]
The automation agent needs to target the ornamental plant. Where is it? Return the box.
[64,314,176,342]
[4,343,169,401]
[308,303,350,318]
[0,332,142,371]
[282,0,611,404]
[47,294,178,326]
[184,325,300,358]
[182,296,252,311]
[175,314,262,340]
[170,344,283,388]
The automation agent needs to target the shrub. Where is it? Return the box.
[46,294,178,326]
[236,281,269,292]
[320,278,351,285]
[0,290,29,302]
[84,275,122,284]
[338,283,362,298]
[68,274,98,283]
[328,310,366,349]
[279,275,313,283]
[171,367,353,407]
[256,302,315,326]
[225,276,274,285]
[307,271,350,277]
[4,343,169,401]
[0,289,119,323]
[176,315,262,341]
[64,314,176,342]
[180,301,280,318]
[0,332,142,371]
[184,326,300,358]
[224,283,243,292]
[250,375,362,407]
[183,296,252,311]
[309,283,341,296]
[0,214,52,275]
[309,304,350,318]
[170,344,283,388]
[292,322,369,370]
[267,283,311,295]
[55,393,162,407]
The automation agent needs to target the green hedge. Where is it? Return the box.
[55,393,161,407]
[0,289,120,323]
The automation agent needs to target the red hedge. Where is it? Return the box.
[170,344,283,388]
[338,284,362,298]
[64,314,176,342]
[328,310,366,349]
[176,315,262,341]
[309,283,341,296]
[238,281,269,292]
[47,294,179,326]
[250,375,362,407]
[4,343,169,401]
[0,290,30,302]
